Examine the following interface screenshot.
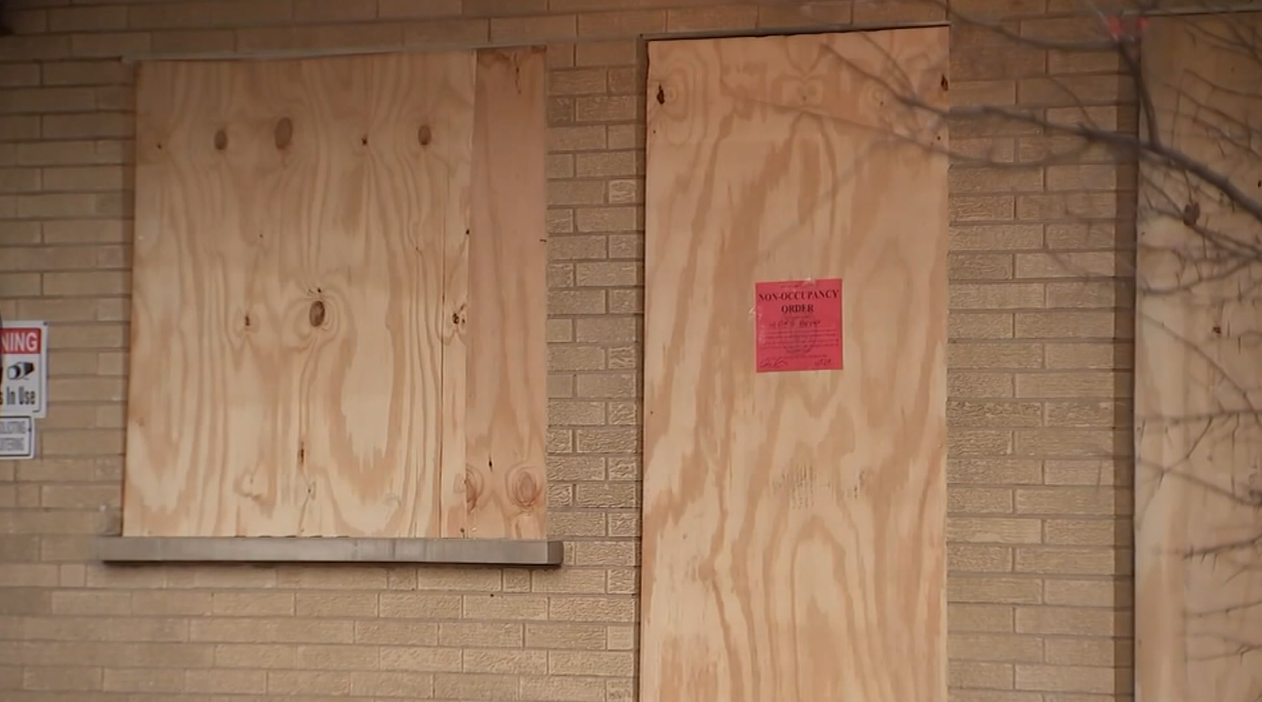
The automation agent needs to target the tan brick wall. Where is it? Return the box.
[0,1,1134,700]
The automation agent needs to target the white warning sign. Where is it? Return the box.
[0,416,34,460]
[1,321,48,419]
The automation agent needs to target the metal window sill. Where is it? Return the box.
[94,536,564,567]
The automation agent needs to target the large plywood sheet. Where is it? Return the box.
[641,29,950,702]
[123,49,548,539]
[1135,14,1262,702]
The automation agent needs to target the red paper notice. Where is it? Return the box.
[755,278,843,373]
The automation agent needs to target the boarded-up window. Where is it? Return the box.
[122,49,548,540]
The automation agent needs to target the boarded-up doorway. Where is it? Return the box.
[641,28,951,701]
[1134,13,1262,702]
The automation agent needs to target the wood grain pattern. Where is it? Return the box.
[463,48,549,539]
[641,29,950,702]
[124,49,547,539]
[1134,15,1262,702]
[439,60,475,542]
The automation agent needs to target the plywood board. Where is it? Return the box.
[641,29,950,702]
[1134,14,1262,702]
[464,48,549,539]
[123,49,548,539]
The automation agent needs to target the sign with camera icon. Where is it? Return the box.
[1,321,48,420]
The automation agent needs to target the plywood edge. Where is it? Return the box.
[94,537,564,567]
[464,46,550,539]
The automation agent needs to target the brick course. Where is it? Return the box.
[0,0,1134,699]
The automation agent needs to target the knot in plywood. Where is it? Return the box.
[274,117,293,149]
[308,300,326,328]
[465,470,484,512]
[509,467,541,510]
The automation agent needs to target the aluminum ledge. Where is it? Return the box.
[94,537,564,567]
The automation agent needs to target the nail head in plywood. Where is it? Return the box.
[641,29,950,702]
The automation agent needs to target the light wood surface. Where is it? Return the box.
[464,48,549,539]
[123,49,548,539]
[1134,14,1262,702]
[641,29,950,702]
